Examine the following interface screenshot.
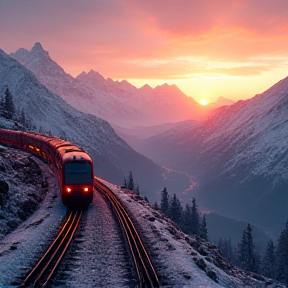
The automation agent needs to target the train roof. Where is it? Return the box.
[62,150,92,163]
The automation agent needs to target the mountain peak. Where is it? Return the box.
[31,42,49,57]
[155,83,183,95]
[78,69,106,83]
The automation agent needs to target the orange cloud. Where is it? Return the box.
[1,0,287,101]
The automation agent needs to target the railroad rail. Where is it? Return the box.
[21,209,82,288]
[95,179,161,288]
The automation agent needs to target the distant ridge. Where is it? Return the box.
[130,76,288,235]
[11,42,213,128]
[208,96,235,108]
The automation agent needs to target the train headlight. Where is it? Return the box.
[84,187,89,192]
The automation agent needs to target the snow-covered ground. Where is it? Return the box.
[0,147,286,287]
[104,181,286,288]
[0,146,66,287]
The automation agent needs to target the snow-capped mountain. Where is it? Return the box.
[11,43,211,128]
[132,77,288,235]
[0,48,165,200]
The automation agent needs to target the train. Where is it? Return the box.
[0,128,94,207]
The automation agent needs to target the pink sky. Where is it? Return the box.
[1,0,288,103]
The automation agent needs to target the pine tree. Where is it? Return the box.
[262,239,276,279]
[276,221,288,285]
[153,202,159,210]
[219,237,234,263]
[160,187,169,216]
[181,204,192,234]
[199,215,208,240]
[191,198,200,236]
[127,171,134,191]
[169,194,182,224]
[3,87,15,119]
[135,183,140,195]
[238,223,259,273]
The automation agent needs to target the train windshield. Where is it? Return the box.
[64,161,92,185]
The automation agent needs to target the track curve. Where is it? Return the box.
[95,179,161,288]
[21,209,82,288]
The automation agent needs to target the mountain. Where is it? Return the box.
[0,48,165,202]
[77,70,209,126]
[130,77,288,235]
[208,96,235,109]
[206,213,270,251]
[11,43,210,128]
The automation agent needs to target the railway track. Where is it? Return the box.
[96,180,161,288]
[21,209,82,288]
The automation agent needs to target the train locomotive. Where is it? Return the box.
[0,128,94,207]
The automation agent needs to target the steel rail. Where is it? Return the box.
[21,209,82,287]
[95,179,161,288]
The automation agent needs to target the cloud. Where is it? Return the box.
[0,0,287,80]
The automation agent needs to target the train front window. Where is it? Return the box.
[64,162,92,185]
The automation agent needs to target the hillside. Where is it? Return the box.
[0,148,284,287]
[0,48,165,201]
[131,77,288,235]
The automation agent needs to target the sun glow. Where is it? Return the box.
[199,99,208,106]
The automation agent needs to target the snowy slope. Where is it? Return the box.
[11,43,210,128]
[131,77,288,235]
[0,48,164,200]
[107,182,285,288]
[0,149,285,287]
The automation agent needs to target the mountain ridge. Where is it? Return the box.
[10,43,230,128]
[130,76,288,235]
[1,48,167,201]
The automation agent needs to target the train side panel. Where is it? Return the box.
[0,129,94,207]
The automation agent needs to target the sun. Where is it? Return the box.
[199,99,208,106]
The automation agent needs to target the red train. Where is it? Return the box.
[0,128,94,206]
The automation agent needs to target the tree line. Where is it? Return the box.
[122,171,140,196]
[0,86,66,138]
[154,187,208,241]
[152,186,288,285]
[219,222,288,285]
[0,86,29,128]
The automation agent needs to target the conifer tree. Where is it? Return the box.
[169,194,182,224]
[181,204,192,234]
[191,198,200,236]
[199,215,208,240]
[153,202,159,210]
[262,239,276,279]
[276,221,288,284]
[3,87,15,119]
[135,183,140,195]
[219,237,234,263]
[127,171,134,191]
[160,187,169,216]
[238,223,259,273]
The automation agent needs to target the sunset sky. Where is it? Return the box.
[1,0,288,103]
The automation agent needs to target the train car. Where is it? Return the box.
[0,128,94,207]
